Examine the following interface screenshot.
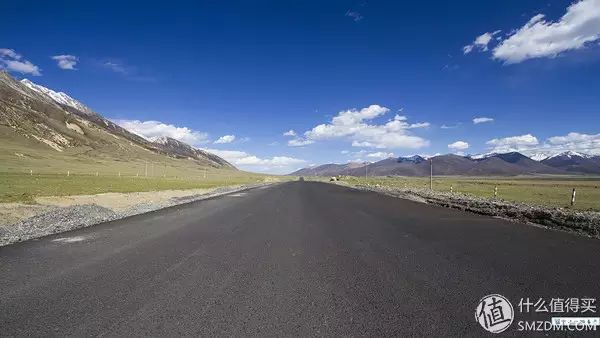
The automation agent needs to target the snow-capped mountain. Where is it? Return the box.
[469,151,592,162]
[546,151,591,160]
[150,135,172,145]
[468,152,497,160]
[524,152,550,161]
[541,151,600,174]
[20,79,97,116]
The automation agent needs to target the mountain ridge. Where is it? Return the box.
[291,152,600,176]
[0,71,234,171]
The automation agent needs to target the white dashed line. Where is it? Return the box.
[52,236,88,243]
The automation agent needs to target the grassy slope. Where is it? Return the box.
[339,176,600,211]
[0,126,278,202]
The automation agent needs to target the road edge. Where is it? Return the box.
[332,181,600,239]
[0,183,277,247]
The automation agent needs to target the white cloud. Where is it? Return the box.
[113,119,208,145]
[448,141,469,151]
[51,55,78,70]
[303,104,430,149]
[463,31,501,54]
[441,123,460,129]
[473,117,494,124]
[546,132,600,155]
[103,61,128,74]
[485,132,600,157]
[494,0,600,63]
[465,0,600,64]
[463,31,500,54]
[214,135,236,144]
[0,48,41,76]
[283,129,297,137]
[287,138,314,147]
[486,134,539,153]
[202,148,306,174]
[367,151,395,159]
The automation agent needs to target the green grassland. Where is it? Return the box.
[339,176,600,211]
[0,129,282,203]
[0,173,277,204]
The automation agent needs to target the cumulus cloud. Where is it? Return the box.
[465,0,600,64]
[214,135,236,144]
[113,119,209,145]
[473,117,494,124]
[494,0,600,63]
[302,104,430,149]
[486,134,539,153]
[51,55,78,70]
[448,141,469,151]
[0,48,41,76]
[202,148,306,174]
[463,31,501,54]
[283,129,297,137]
[367,151,395,159]
[546,132,600,155]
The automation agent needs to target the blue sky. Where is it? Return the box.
[2,0,600,173]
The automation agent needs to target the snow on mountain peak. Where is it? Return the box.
[526,153,550,161]
[20,78,96,116]
[547,151,589,159]
[468,152,497,160]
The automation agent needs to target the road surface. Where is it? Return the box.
[1,181,599,336]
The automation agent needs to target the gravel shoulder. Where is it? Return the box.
[0,183,273,246]
[336,181,600,239]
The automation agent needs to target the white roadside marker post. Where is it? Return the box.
[494,186,498,199]
[30,169,33,176]
[450,185,453,193]
[571,188,576,207]
[429,159,433,190]
[67,170,70,177]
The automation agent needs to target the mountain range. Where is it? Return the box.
[291,151,600,177]
[0,71,233,174]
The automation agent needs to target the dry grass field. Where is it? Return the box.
[339,176,600,211]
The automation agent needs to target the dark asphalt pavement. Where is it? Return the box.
[1,181,599,336]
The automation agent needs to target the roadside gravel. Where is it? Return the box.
[339,182,600,239]
[0,183,272,247]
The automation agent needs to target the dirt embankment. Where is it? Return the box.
[340,182,600,239]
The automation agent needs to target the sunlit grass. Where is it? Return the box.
[339,176,600,211]
[0,172,283,203]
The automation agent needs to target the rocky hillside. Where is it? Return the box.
[541,151,600,174]
[0,71,234,172]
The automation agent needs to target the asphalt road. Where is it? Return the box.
[1,181,599,336]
